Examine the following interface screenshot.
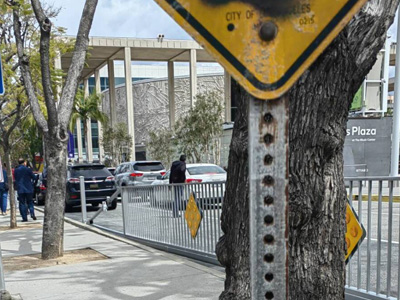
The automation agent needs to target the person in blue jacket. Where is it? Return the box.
[14,158,36,222]
[0,163,8,216]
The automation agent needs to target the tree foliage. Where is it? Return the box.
[147,128,176,169]
[101,121,132,166]
[70,88,108,161]
[174,91,224,163]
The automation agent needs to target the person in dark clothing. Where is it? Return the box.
[14,158,36,222]
[169,155,187,217]
[0,162,8,215]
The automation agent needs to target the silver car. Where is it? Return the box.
[115,161,166,187]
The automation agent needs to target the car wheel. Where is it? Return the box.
[108,199,117,210]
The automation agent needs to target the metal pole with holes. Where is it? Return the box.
[79,176,87,224]
[249,96,289,299]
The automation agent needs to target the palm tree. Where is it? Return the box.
[70,89,108,162]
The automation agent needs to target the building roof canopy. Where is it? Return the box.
[61,37,217,79]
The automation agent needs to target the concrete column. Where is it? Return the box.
[76,118,83,162]
[391,8,400,176]
[84,79,93,162]
[189,49,197,107]
[108,59,117,127]
[95,69,104,163]
[124,47,136,161]
[224,69,232,122]
[168,61,175,128]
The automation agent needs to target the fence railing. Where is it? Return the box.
[121,182,225,264]
[113,177,400,300]
[345,176,400,300]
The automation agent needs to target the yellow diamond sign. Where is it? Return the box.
[185,192,202,238]
[345,201,366,264]
[154,0,367,99]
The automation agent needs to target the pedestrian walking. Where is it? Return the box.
[169,155,187,217]
[0,162,8,215]
[14,158,36,222]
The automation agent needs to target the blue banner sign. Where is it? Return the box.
[67,132,75,159]
[0,55,4,95]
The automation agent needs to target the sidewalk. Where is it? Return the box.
[0,211,224,300]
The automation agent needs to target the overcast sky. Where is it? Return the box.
[45,0,190,39]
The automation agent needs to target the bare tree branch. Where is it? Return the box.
[58,0,98,130]
[31,0,57,129]
[3,97,22,142]
[12,4,48,133]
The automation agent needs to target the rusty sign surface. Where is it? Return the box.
[154,0,368,99]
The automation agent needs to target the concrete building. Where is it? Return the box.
[59,36,233,163]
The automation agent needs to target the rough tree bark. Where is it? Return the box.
[216,1,399,299]
[11,0,98,259]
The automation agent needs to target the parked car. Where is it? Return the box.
[151,163,227,207]
[107,167,116,176]
[115,161,166,187]
[66,164,117,210]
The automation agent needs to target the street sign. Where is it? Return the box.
[154,0,368,99]
[0,54,4,96]
[185,192,202,238]
[345,201,366,263]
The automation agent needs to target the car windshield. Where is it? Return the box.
[187,165,226,175]
[134,162,164,172]
[70,166,111,178]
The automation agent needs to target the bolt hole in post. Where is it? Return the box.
[264,155,274,165]
[265,291,274,299]
[227,23,235,31]
[264,196,274,205]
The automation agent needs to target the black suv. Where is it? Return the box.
[66,164,117,210]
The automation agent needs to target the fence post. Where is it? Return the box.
[79,176,87,224]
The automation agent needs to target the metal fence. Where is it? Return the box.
[121,182,225,264]
[112,177,400,299]
[345,176,400,300]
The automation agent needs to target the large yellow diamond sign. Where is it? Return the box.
[345,201,366,264]
[185,192,203,238]
[154,0,367,99]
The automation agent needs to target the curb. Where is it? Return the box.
[35,207,225,280]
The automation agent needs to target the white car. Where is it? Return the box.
[151,163,227,208]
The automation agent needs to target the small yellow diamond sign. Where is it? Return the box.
[185,192,202,238]
[345,201,366,264]
[154,0,367,99]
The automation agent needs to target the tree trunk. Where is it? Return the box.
[5,150,17,229]
[216,81,250,299]
[41,135,67,259]
[216,1,398,299]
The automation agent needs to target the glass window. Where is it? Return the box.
[70,166,111,178]
[187,165,226,175]
[133,162,164,172]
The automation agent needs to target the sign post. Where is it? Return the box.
[154,0,368,298]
